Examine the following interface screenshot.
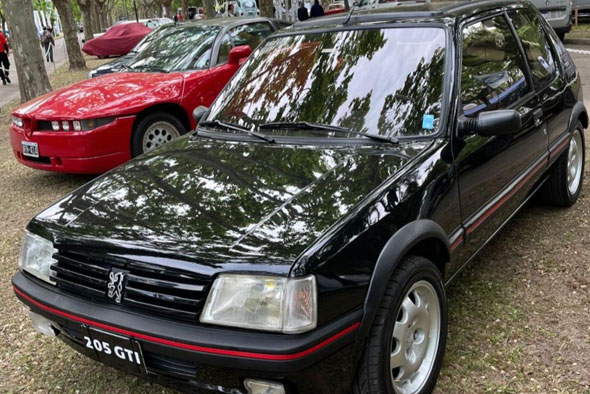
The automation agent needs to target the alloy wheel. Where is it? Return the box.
[390,280,441,394]
[142,121,181,153]
[567,129,583,196]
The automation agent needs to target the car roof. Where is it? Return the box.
[293,0,534,29]
[180,16,280,28]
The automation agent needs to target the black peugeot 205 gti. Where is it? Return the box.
[12,1,587,393]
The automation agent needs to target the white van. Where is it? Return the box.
[233,0,259,16]
[529,0,572,40]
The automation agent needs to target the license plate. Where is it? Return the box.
[21,141,39,158]
[85,327,144,373]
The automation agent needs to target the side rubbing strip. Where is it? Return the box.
[466,154,548,235]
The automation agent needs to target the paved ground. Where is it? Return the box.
[568,44,590,111]
[0,36,76,109]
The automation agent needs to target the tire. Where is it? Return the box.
[539,122,585,207]
[353,255,447,394]
[131,112,186,157]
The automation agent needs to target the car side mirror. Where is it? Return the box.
[459,110,522,137]
[228,45,252,66]
[193,105,209,124]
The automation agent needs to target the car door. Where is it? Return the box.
[181,32,236,124]
[451,12,548,268]
[507,8,571,166]
[181,22,276,126]
[229,22,274,52]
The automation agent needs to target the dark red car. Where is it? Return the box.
[10,18,284,174]
[82,22,152,57]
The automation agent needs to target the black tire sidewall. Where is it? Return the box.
[131,112,186,157]
[377,257,448,394]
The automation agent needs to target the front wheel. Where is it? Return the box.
[354,255,447,394]
[131,112,186,157]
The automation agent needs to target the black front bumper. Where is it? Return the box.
[12,272,362,394]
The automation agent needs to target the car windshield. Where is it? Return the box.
[132,26,171,54]
[128,25,221,72]
[207,27,447,139]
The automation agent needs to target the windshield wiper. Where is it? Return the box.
[198,120,275,143]
[260,121,398,144]
[130,64,169,73]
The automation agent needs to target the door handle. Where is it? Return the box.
[533,108,543,128]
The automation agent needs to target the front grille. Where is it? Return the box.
[37,120,54,130]
[144,351,198,379]
[50,248,212,322]
[22,155,51,164]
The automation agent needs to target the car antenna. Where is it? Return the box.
[343,4,357,25]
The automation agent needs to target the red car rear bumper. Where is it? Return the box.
[9,116,135,174]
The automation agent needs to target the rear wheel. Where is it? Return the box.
[353,255,447,394]
[131,112,186,157]
[539,123,585,207]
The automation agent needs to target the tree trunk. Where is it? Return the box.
[3,0,52,102]
[259,0,273,17]
[181,0,189,20]
[53,0,86,70]
[78,0,95,41]
[163,0,172,17]
[203,0,215,18]
[91,2,101,33]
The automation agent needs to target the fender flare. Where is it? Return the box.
[357,219,450,338]
[568,101,588,131]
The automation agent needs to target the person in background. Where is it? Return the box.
[310,0,324,17]
[298,1,309,21]
[173,13,178,24]
[41,27,55,63]
[0,30,10,85]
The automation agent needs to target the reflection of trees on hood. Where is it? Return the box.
[42,137,412,261]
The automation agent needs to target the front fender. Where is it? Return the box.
[568,101,588,131]
[357,219,450,339]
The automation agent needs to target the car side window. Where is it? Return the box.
[217,33,233,65]
[461,15,530,117]
[230,23,274,51]
[508,9,557,90]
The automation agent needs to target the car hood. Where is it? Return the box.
[31,135,430,266]
[13,72,187,119]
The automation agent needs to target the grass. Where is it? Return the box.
[569,19,590,40]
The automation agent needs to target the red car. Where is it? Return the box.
[10,18,283,174]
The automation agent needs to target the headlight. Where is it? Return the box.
[18,230,57,285]
[79,117,116,130]
[200,274,317,334]
[12,116,23,128]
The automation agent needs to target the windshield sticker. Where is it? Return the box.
[422,114,435,130]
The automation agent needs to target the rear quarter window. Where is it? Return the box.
[508,9,558,90]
